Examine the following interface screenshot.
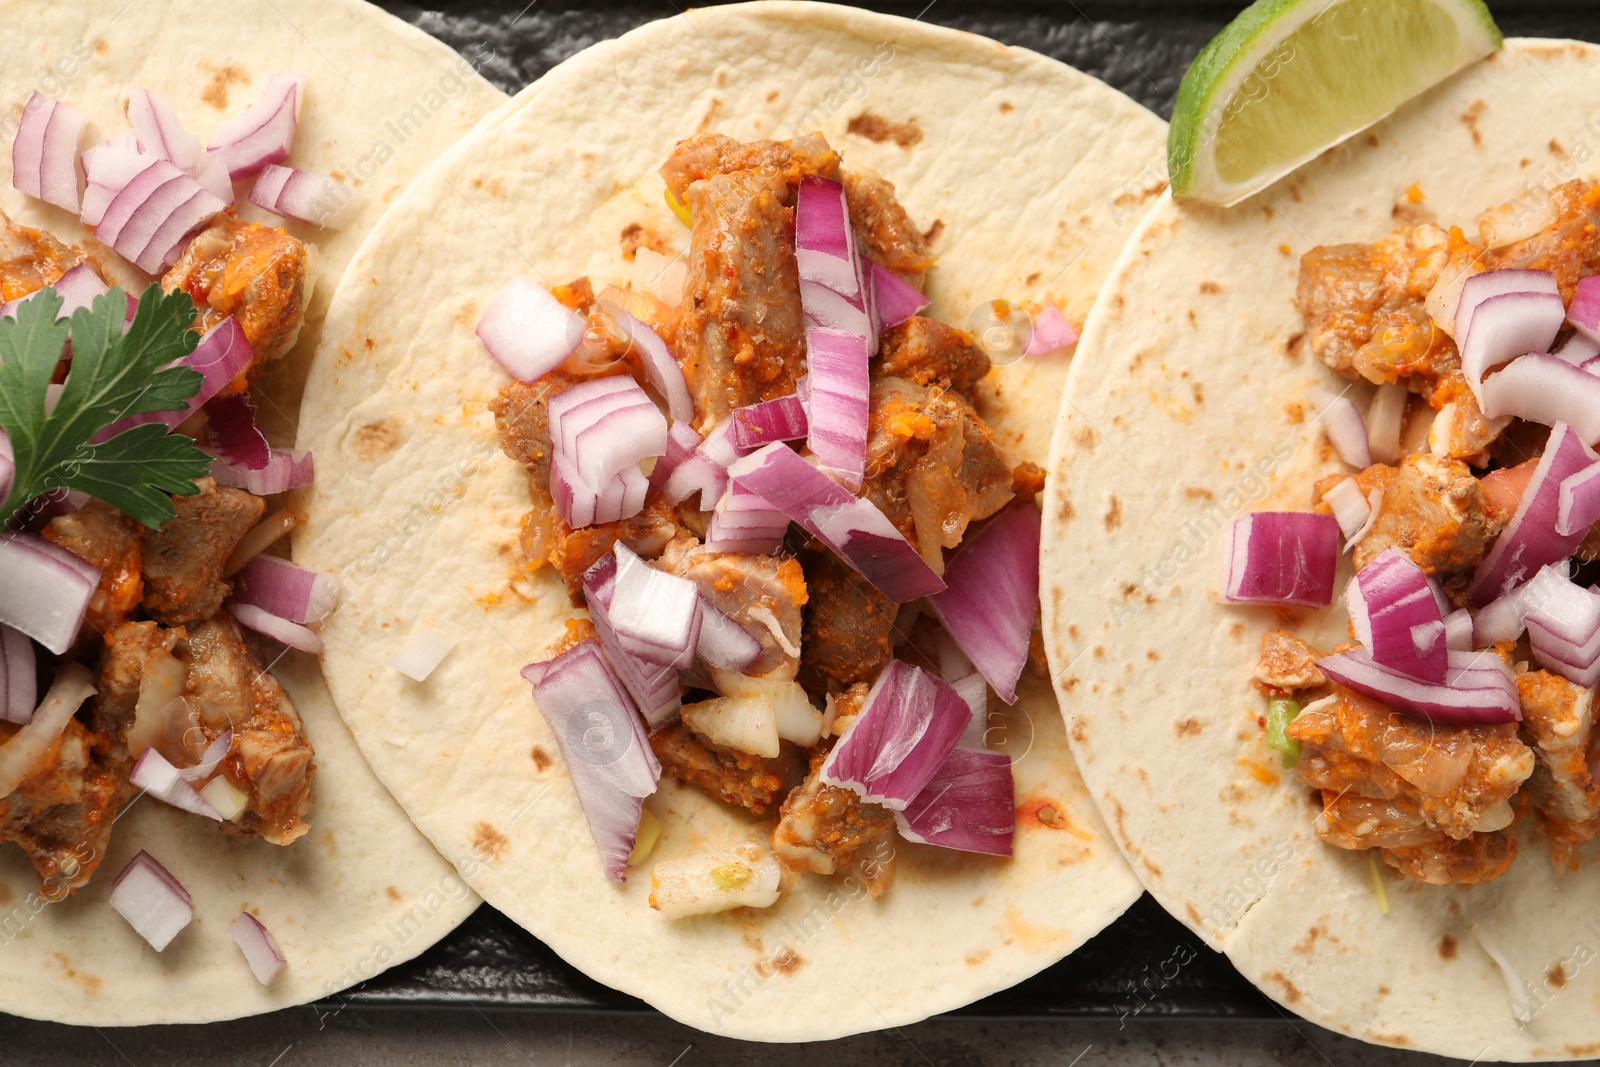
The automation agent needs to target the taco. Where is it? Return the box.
[1044,38,1600,1062]
[0,0,503,1024]
[294,0,1167,1041]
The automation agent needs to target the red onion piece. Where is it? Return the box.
[0,533,99,654]
[391,623,456,682]
[98,317,255,441]
[232,555,339,624]
[662,419,747,510]
[548,376,667,490]
[1481,354,1600,443]
[0,664,93,796]
[192,150,234,205]
[552,451,648,529]
[804,327,871,489]
[127,89,200,171]
[1474,586,1530,646]
[80,133,154,227]
[1223,512,1339,607]
[1459,287,1565,399]
[1521,565,1600,685]
[1024,303,1078,357]
[228,912,287,985]
[1558,461,1600,536]
[475,275,585,382]
[224,601,323,653]
[1554,330,1600,366]
[1318,647,1521,725]
[204,392,271,471]
[211,448,314,495]
[613,308,692,424]
[130,747,222,820]
[208,73,303,179]
[1569,275,1600,343]
[0,624,36,726]
[521,639,660,881]
[895,746,1015,855]
[178,729,233,783]
[1322,478,1371,540]
[727,442,945,603]
[796,176,874,347]
[609,544,701,669]
[1470,422,1597,605]
[647,421,703,500]
[705,481,789,555]
[1443,608,1474,651]
[1314,391,1372,468]
[821,660,972,809]
[108,851,192,951]
[11,92,88,213]
[1344,547,1447,683]
[696,601,762,672]
[1,264,116,326]
[248,163,363,230]
[582,553,680,725]
[731,396,809,450]
[95,159,227,273]
[1455,269,1559,343]
[927,501,1040,704]
[870,260,929,330]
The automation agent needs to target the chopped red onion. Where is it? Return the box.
[476,275,585,382]
[0,663,94,796]
[795,176,872,343]
[391,623,457,682]
[1559,461,1600,536]
[553,451,648,528]
[224,601,323,654]
[521,639,661,881]
[11,92,88,213]
[210,447,314,495]
[207,73,303,179]
[94,159,227,273]
[204,392,271,471]
[804,327,871,489]
[1474,586,1530,646]
[662,419,745,510]
[582,553,680,725]
[613,308,692,424]
[1223,512,1339,607]
[1443,608,1474,651]
[80,133,153,227]
[731,396,809,450]
[108,851,192,951]
[705,482,790,555]
[126,89,200,172]
[232,555,339,624]
[1481,354,1600,443]
[927,501,1040,704]
[1518,564,1600,685]
[1322,478,1371,540]
[869,260,929,330]
[727,442,945,603]
[647,421,704,500]
[695,601,762,672]
[178,729,233,783]
[1470,421,1597,605]
[1344,547,1446,683]
[821,660,972,809]
[130,747,222,820]
[1455,269,1559,344]
[1,263,112,324]
[1314,391,1372,468]
[1569,275,1600,343]
[609,544,701,669]
[192,150,234,205]
[1023,303,1078,357]
[895,746,1015,856]
[1318,647,1520,724]
[549,377,667,491]
[248,164,363,229]
[1554,330,1600,366]
[1366,383,1407,464]
[98,317,255,441]
[0,624,36,726]
[228,912,286,985]
[1459,287,1565,399]
[0,532,99,654]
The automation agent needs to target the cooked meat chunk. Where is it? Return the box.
[1484,180,1600,300]
[1517,669,1600,871]
[874,316,990,396]
[162,211,314,365]
[801,549,896,689]
[680,170,806,422]
[659,132,840,204]
[660,539,807,678]
[179,617,313,845]
[772,746,897,894]
[1289,686,1533,881]
[1352,454,1501,578]
[0,718,119,900]
[1378,821,1519,885]
[492,371,584,572]
[649,720,798,817]
[1252,631,1326,694]
[843,168,936,287]
[42,500,144,639]
[864,376,1016,573]
[0,210,84,301]
[551,500,682,597]
[141,478,265,626]
[97,620,184,773]
[1424,371,1505,462]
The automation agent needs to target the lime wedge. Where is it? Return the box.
[1168,0,1502,206]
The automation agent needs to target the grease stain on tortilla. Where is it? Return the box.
[531,745,553,772]
[200,63,251,111]
[1264,971,1302,1003]
[1238,758,1279,787]
[52,953,103,995]
[1284,400,1305,423]
[348,416,404,462]
[847,112,923,149]
[1439,933,1458,959]
[1003,903,1067,952]
[967,949,991,966]
[1460,100,1486,146]
[472,821,510,861]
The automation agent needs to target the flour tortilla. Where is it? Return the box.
[294,0,1165,1040]
[1043,40,1600,1063]
[0,0,507,1025]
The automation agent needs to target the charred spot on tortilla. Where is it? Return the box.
[1176,718,1202,737]
[1104,497,1122,532]
[530,746,553,773]
[922,219,944,244]
[349,417,404,461]
[472,822,510,861]
[386,887,403,903]
[200,62,251,110]
[846,112,923,149]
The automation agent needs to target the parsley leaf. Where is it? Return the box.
[0,284,216,529]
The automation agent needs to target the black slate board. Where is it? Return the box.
[324,0,1600,1023]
